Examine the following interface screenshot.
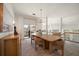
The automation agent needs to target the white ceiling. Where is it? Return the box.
[12,3,79,18]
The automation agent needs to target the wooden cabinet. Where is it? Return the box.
[0,3,3,32]
[0,34,20,56]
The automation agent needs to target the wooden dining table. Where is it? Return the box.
[32,34,62,54]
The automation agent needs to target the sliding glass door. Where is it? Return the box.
[63,16,79,42]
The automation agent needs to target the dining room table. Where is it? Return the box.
[32,34,63,54]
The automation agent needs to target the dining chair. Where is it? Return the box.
[52,39,64,56]
[34,37,44,50]
[31,35,34,44]
[53,32,61,36]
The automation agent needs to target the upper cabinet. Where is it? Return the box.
[0,3,3,32]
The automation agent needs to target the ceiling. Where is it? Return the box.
[12,3,79,19]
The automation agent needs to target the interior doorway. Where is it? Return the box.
[24,24,30,39]
[23,24,36,39]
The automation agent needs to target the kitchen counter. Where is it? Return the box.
[0,33,20,56]
[0,32,13,39]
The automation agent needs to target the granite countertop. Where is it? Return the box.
[0,32,13,39]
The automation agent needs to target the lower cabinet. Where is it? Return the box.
[0,34,20,56]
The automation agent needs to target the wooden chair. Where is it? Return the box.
[53,32,61,36]
[52,39,64,56]
[34,37,44,50]
[31,35,34,44]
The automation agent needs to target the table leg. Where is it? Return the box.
[62,45,64,56]
[42,40,45,49]
[49,42,53,54]
[31,36,33,44]
[31,39,32,44]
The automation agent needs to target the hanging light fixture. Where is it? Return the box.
[39,9,43,23]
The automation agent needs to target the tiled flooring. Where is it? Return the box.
[22,38,79,56]
[64,41,79,56]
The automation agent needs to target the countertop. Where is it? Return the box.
[0,32,13,39]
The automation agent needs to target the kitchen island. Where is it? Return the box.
[0,32,20,56]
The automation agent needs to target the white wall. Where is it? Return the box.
[4,3,14,18]
[3,4,15,32]
[15,16,24,40]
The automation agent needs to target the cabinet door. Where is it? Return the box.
[0,39,2,55]
[4,39,18,56]
[0,3,3,32]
